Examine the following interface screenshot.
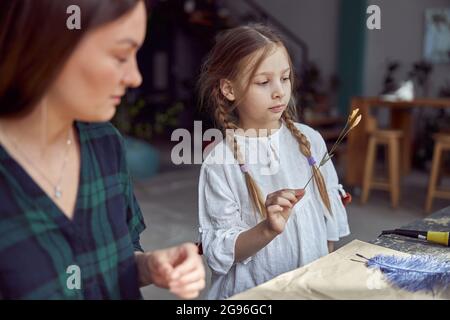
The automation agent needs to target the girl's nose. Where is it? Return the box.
[272,82,285,99]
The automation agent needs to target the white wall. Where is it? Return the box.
[224,0,339,87]
[364,0,450,97]
[224,0,450,98]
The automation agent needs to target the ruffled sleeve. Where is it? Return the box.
[313,130,351,241]
[198,164,252,275]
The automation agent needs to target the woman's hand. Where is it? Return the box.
[144,243,205,299]
[264,189,305,235]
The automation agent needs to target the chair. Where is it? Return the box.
[361,115,403,208]
[425,134,450,213]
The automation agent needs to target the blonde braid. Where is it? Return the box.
[212,88,267,218]
[283,112,332,216]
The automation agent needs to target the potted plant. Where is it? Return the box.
[112,94,185,180]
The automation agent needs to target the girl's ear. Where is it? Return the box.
[220,79,236,102]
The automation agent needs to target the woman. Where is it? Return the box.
[0,0,204,299]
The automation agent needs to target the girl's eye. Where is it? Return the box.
[116,56,128,64]
[257,80,269,85]
[282,77,290,82]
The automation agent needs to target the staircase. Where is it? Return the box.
[138,0,346,154]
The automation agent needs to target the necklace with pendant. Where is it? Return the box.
[1,126,73,199]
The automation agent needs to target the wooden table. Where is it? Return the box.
[372,205,450,257]
[230,206,450,300]
[345,97,450,188]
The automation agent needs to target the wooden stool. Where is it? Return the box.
[425,134,450,213]
[361,115,403,208]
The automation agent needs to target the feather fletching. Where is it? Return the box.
[364,254,450,293]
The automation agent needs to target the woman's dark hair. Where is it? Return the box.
[0,0,145,117]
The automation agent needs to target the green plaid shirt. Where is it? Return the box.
[0,122,146,299]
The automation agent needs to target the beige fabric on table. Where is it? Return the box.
[229,240,450,300]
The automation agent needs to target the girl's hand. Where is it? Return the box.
[146,243,205,299]
[264,189,305,235]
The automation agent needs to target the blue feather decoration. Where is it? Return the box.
[358,254,450,293]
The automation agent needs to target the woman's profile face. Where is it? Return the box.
[47,1,147,122]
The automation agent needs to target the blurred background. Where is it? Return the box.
[109,0,450,299]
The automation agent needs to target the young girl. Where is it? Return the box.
[197,24,350,300]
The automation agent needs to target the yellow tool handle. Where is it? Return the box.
[427,231,450,246]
